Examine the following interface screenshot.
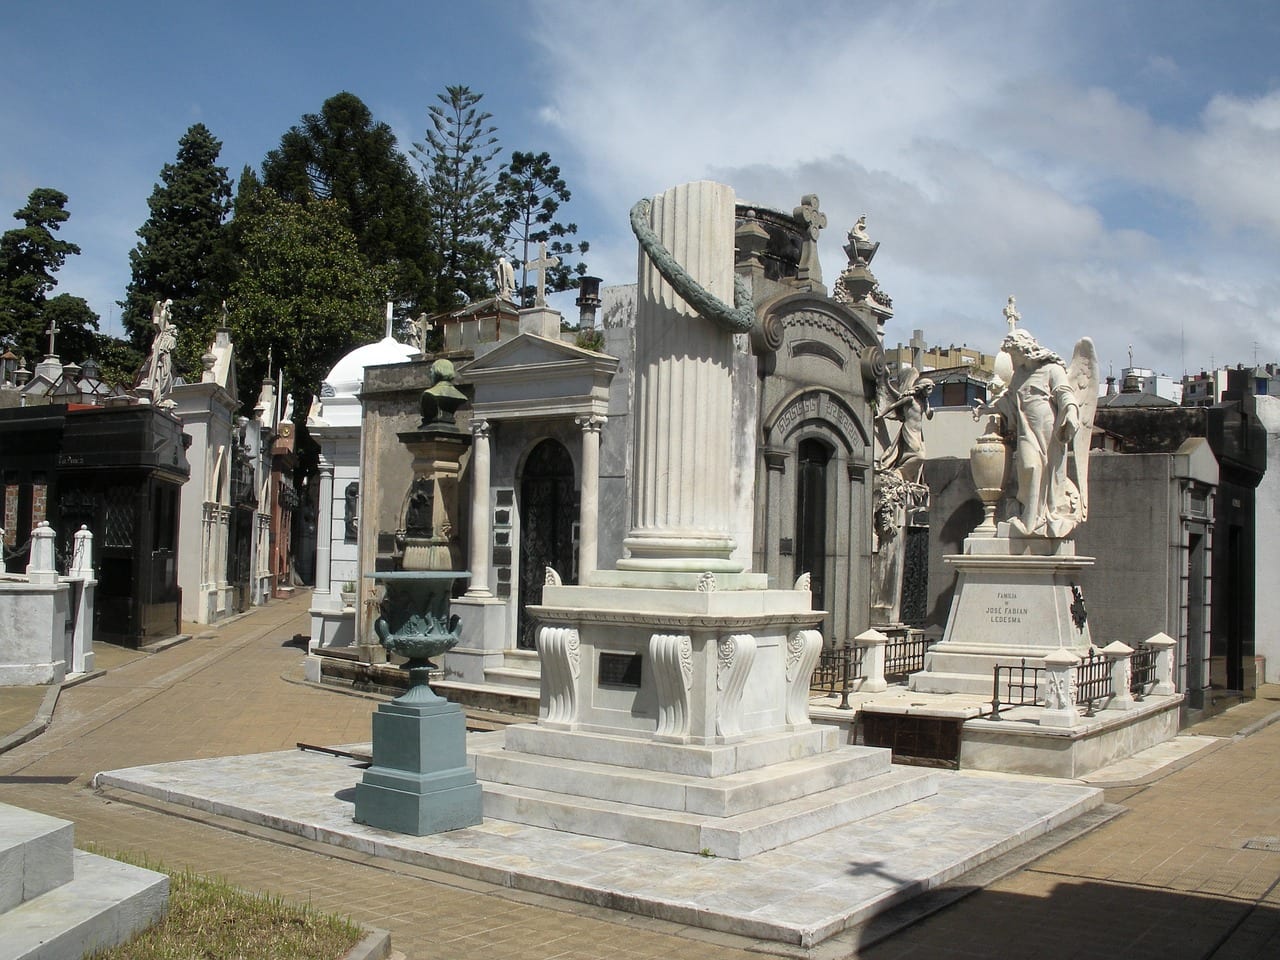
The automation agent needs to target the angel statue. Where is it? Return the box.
[974,329,1098,538]
[876,366,934,485]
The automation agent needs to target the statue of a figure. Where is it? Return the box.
[876,367,934,485]
[850,215,870,243]
[975,330,1098,538]
[141,299,178,405]
[495,256,516,302]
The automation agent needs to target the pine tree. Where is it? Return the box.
[262,92,431,313]
[413,85,501,308]
[495,151,589,305]
[121,123,233,378]
[0,188,88,361]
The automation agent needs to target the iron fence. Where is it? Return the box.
[812,641,865,710]
[988,659,1044,720]
[1076,647,1111,715]
[1130,644,1157,700]
[885,632,936,682]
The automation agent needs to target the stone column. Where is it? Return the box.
[853,628,889,693]
[465,419,493,598]
[1039,648,1082,728]
[1103,640,1136,710]
[620,180,742,574]
[1145,632,1177,696]
[314,457,334,600]
[576,415,605,581]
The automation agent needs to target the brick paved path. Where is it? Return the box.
[1,592,1277,959]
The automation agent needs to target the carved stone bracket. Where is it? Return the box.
[784,629,822,726]
[537,625,581,726]
[715,633,757,738]
[650,632,694,740]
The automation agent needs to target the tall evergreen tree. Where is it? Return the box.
[227,187,389,411]
[121,123,234,378]
[494,150,589,306]
[262,92,431,312]
[413,85,501,308]
[0,187,89,361]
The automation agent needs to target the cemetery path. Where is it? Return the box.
[0,592,1278,959]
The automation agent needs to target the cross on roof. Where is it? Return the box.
[44,317,60,358]
[525,241,561,308]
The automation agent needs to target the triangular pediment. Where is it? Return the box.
[462,333,614,375]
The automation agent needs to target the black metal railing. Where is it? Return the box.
[1076,647,1111,715]
[885,631,936,682]
[812,641,865,710]
[988,659,1044,720]
[1130,644,1157,700]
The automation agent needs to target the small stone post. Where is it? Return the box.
[1144,632,1177,696]
[1039,647,1082,728]
[1103,640,1136,710]
[854,628,889,693]
[69,525,94,578]
[26,521,58,585]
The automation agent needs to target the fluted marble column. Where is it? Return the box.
[620,180,742,573]
[576,415,605,580]
[314,457,334,600]
[465,419,493,597]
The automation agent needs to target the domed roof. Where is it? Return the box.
[322,336,418,398]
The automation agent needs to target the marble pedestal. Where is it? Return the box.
[910,533,1093,696]
[354,691,482,836]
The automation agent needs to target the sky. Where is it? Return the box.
[4,0,1280,381]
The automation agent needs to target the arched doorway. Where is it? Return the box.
[517,439,576,649]
[795,437,832,617]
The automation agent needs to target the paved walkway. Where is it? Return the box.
[1,592,1278,959]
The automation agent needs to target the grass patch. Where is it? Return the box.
[87,848,364,960]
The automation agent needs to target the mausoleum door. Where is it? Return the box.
[517,439,577,650]
[795,438,834,634]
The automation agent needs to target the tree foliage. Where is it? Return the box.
[0,187,89,362]
[495,150,589,305]
[413,85,501,308]
[121,123,234,377]
[262,92,431,312]
[226,188,388,411]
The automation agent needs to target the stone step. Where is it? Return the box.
[480,764,937,860]
[0,804,74,912]
[482,666,541,692]
[503,724,839,778]
[0,850,168,960]
[472,740,891,817]
[910,670,1009,698]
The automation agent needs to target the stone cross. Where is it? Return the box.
[794,194,827,285]
[44,317,60,358]
[525,241,560,308]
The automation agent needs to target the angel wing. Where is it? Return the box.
[1066,337,1100,520]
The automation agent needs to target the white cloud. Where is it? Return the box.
[528,0,1280,376]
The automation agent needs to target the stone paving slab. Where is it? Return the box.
[95,746,1102,948]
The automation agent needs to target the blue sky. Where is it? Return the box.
[4,0,1279,380]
